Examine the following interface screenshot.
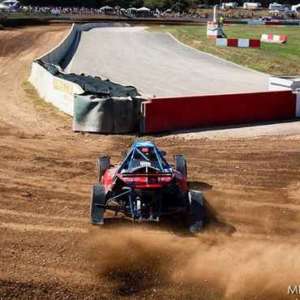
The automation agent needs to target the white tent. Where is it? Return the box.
[292,4,300,12]
[268,2,283,10]
[221,2,238,9]
[243,2,262,9]
[100,5,113,11]
[2,0,19,7]
[137,7,150,12]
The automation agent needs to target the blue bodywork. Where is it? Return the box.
[118,141,171,173]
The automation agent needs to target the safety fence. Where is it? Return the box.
[216,38,261,48]
[140,90,299,134]
[261,34,288,44]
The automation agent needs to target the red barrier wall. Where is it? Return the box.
[142,91,296,133]
[227,38,238,47]
[249,39,261,48]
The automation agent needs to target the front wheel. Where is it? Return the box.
[90,184,106,225]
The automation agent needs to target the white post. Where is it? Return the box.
[213,5,218,23]
[207,5,222,38]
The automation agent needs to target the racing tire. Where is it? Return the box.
[96,156,110,182]
[90,184,106,225]
[175,155,187,177]
[188,190,205,233]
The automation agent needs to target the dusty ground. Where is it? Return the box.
[1,25,300,300]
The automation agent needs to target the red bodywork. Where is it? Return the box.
[101,165,188,193]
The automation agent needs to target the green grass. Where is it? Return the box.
[151,25,300,75]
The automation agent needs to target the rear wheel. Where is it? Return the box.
[175,155,187,177]
[96,156,110,182]
[188,190,205,233]
[90,184,106,225]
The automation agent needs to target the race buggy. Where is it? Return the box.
[90,141,205,233]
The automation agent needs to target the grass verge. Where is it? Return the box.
[151,24,300,75]
[22,81,70,122]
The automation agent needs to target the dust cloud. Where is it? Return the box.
[87,226,300,299]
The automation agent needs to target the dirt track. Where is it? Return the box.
[1,25,300,300]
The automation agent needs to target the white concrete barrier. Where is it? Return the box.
[29,23,128,117]
[238,38,250,48]
[269,76,300,91]
[29,23,82,115]
[29,62,84,115]
[216,38,227,47]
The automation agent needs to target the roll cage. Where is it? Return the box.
[117,141,171,174]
